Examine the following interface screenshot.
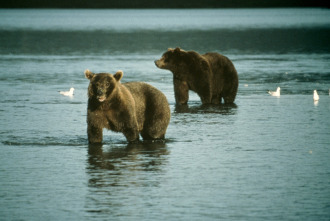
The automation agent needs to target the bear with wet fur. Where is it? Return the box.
[85,69,170,144]
[155,48,238,105]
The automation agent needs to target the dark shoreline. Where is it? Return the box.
[0,0,328,9]
[1,28,330,55]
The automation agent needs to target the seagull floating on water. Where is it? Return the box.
[313,90,319,101]
[59,87,74,97]
[268,87,280,97]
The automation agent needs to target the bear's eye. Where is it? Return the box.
[105,82,110,87]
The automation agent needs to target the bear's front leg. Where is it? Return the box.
[173,78,189,105]
[87,124,103,144]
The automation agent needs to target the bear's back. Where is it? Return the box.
[123,82,170,117]
[123,82,167,105]
[202,53,236,72]
[202,52,238,82]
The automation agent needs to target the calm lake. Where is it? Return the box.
[0,8,330,220]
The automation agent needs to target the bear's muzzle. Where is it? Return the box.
[97,89,107,102]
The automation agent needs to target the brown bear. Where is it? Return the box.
[155,48,238,105]
[85,69,170,144]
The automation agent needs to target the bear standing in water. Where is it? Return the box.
[155,48,238,105]
[85,69,170,144]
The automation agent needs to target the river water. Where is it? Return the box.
[0,8,329,220]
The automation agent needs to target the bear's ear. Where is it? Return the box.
[84,69,94,80]
[174,47,181,53]
[114,70,123,82]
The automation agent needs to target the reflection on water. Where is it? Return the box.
[87,142,168,186]
[87,142,168,172]
[85,142,169,217]
[174,103,238,115]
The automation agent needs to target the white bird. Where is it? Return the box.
[268,87,280,97]
[59,87,74,97]
[313,90,319,101]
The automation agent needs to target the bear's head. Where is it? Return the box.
[85,69,123,103]
[155,47,192,73]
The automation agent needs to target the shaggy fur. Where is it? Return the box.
[85,69,170,144]
[155,48,238,105]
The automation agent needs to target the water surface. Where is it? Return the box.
[0,8,329,221]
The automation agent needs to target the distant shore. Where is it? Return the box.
[0,0,328,9]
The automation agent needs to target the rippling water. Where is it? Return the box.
[0,8,330,221]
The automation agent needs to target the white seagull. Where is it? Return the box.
[59,87,74,97]
[268,87,280,97]
[313,90,319,101]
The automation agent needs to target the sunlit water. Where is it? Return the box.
[0,9,330,220]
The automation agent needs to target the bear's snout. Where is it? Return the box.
[97,89,105,96]
[96,88,107,102]
[155,59,164,68]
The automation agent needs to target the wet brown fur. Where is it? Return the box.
[85,69,170,144]
[155,48,238,105]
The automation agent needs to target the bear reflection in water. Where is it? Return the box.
[174,102,238,115]
[155,48,238,105]
[87,141,169,172]
[85,69,170,144]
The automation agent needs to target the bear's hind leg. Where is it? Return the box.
[141,128,165,141]
[222,82,238,104]
[223,94,236,104]
[211,95,221,104]
[141,133,165,141]
[123,127,140,143]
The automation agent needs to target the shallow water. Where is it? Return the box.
[0,8,330,221]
